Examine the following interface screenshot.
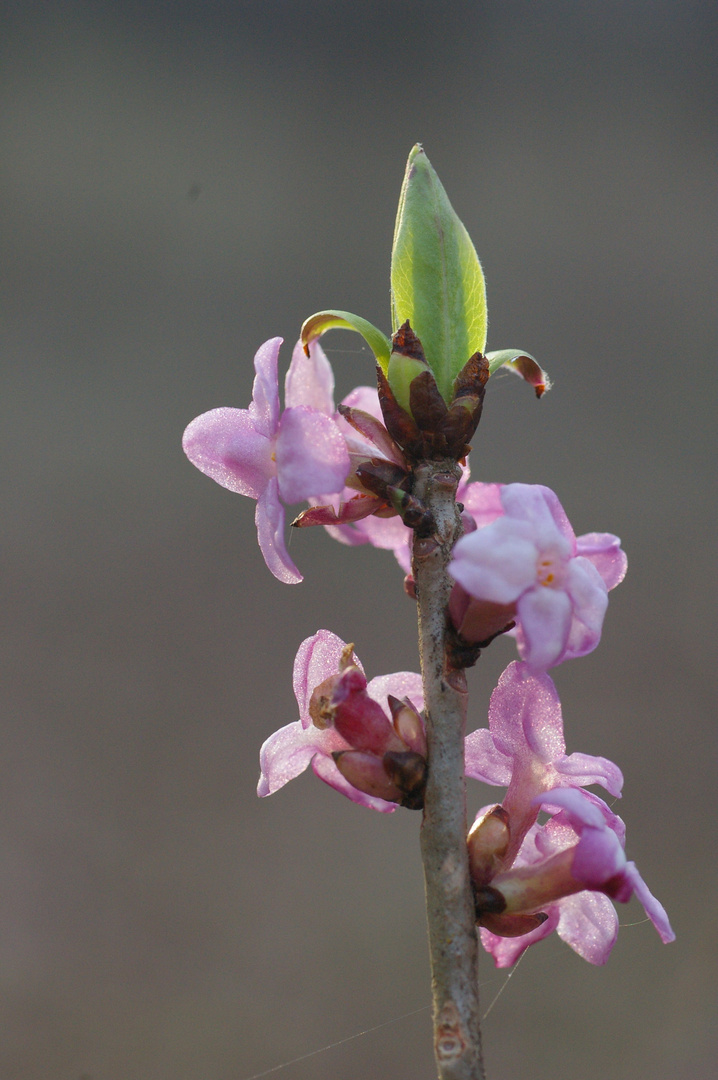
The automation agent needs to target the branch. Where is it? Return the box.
[412,461,485,1080]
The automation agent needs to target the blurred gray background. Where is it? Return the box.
[2,2,717,1078]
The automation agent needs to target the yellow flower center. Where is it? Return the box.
[537,550,563,588]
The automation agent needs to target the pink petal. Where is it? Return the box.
[352,512,412,553]
[182,407,273,498]
[255,479,302,584]
[576,532,627,591]
[367,672,424,714]
[562,558,609,659]
[292,630,361,719]
[257,720,341,795]
[318,518,373,548]
[248,337,282,437]
[557,751,623,798]
[449,518,539,604]
[285,339,336,415]
[556,892,618,964]
[571,825,626,888]
[464,728,513,785]
[459,481,504,530]
[515,586,573,670]
[275,407,350,504]
[537,786,608,827]
[501,484,574,554]
[624,863,675,943]
[340,385,382,417]
[488,661,566,762]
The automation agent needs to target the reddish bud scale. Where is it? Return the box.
[378,321,489,463]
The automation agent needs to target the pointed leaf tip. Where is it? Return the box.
[390,146,487,402]
[486,350,551,398]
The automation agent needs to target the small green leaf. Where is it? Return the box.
[391,145,487,402]
[300,310,391,373]
[486,349,551,398]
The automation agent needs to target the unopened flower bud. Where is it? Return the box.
[332,750,405,804]
[330,666,405,756]
[449,585,516,649]
[468,805,511,886]
[377,321,489,463]
[387,695,427,757]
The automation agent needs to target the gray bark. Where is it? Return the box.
[412,461,485,1080]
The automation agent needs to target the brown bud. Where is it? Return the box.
[473,884,507,917]
[382,749,427,810]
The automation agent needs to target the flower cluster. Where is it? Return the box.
[183,331,673,968]
[465,662,673,965]
[182,337,350,584]
[257,629,426,812]
[448,484,627,670]
[182,336,625,675]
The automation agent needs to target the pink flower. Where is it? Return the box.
[182,338,350,583]
[474,788,675,967]
[465,661,623,862]
[448,483,627,669]
[257,630,425,812]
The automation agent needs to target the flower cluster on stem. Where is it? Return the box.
[182,145,674,1080]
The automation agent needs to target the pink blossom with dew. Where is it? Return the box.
[465,661,623,862]
[182,338,350,584]
[448,483,627,670]
[477,787,674,968]
[257,629,424,812]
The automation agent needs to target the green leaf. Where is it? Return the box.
[486,349,551,398]
[300,310,392,373]
[390,145,487,402]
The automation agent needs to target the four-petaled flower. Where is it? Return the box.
[449,483,627,670]
[182,338,350,583]
[465,660,624,862]
[473,787,675,968]
[257,629,425,811]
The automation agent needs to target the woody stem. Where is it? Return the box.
[412,460,485,1080]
